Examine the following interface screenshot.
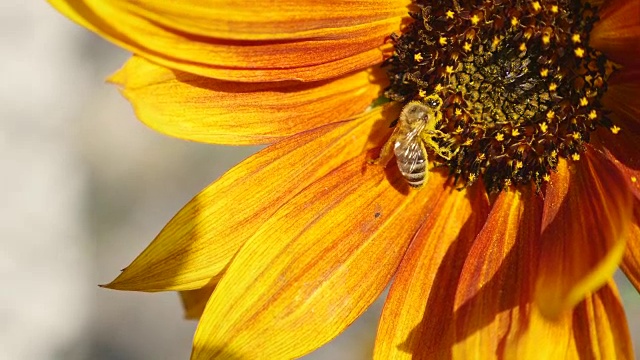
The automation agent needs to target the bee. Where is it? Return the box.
[374,94,455,187]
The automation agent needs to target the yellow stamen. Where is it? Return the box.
[439,37,448,46]
[532,1,542,12]
[414,53,424,62]
[519,42,527,52]
[546,110,555,120]
[574,47,585,58]
[571,34,581,43]
[611,125,621,134]
[446,10,455,19]
[571,153,581,161]
[539,122,548,133]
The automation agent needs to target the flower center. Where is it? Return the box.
[384,0,617,192]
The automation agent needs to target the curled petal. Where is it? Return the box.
[104,106,397,291]
[535,149,633,319]
[48,0,405,82]
[374,183,489,359]
[191,156,446,360]
[110,56,384,145]
[591,0,640,67]
[180,286,215,320]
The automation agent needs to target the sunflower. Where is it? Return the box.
[49,0,640,358]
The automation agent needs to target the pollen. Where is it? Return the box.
[383,0,616,192]
[632,176,638,183]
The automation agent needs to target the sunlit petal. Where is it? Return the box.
[48,0,404,82]
[452,188,542,358]
[508,282,633,359]
[535,149,633,319]
[191,157,445,359]
[110,56,384,145]
[105,106,397,291]
[374,183,489,359]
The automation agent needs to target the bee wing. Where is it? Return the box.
[394,126,426,173]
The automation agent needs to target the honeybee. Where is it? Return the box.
[375,94,455,187]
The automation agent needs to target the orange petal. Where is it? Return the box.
[535,149,633,319]
[104,105,398,291]
[595,119,640,201]
[180,286,215,320]
[507,281,633,359]
[449,188,543,358]
[603,69,640,131]
[620,206,640,292]
[48,0,405,82]
[191,156,447,359]
[110,56,384,145]
[591,0,640,67]
[374,183,489,359]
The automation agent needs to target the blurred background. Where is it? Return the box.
[1,2,638,360]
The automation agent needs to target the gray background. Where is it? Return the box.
[1,2,637,359]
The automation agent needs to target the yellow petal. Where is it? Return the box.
[104,105,398,291]
[374,183,489,359]
[48,0,405,82]
[110,56,384,145]
[53,0,409,40]
[180,286,215,320]
[620,206,640,292]
[451,188,543,359]
[508,282,633,359]
[535,148,633,319]
[191,157,447,359]
[591,0,640,67]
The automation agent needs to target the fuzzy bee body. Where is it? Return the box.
[375,95,454,188]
